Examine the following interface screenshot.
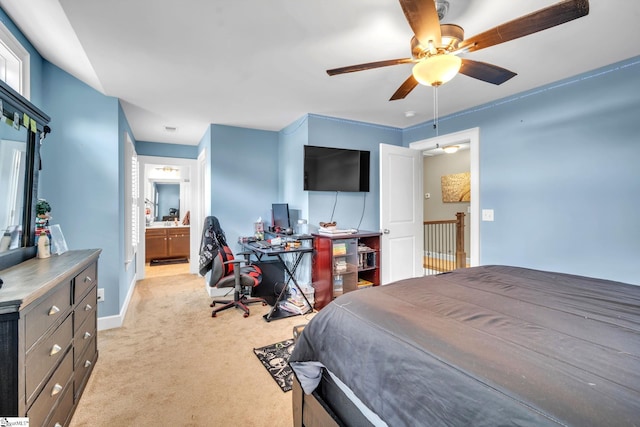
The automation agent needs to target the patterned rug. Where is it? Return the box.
[253,339,296,392]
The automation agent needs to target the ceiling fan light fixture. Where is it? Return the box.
[440,24,464,50]
[443,145,459,154]
[412,54,462,87]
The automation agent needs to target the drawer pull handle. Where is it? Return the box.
[55,424,63,427]
[84,331,92,339]
[84,275,93,283]
[84,360,92,368]
[50,344,62,356]
[48,305,60,316]
[51,383,63,396]
[85,304,93,311]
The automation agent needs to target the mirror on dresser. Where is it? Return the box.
[0,79,50,271]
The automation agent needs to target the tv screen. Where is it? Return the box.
[303,145,370,192]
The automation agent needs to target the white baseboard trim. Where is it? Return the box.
[97,273,137,331]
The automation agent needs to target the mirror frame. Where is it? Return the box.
[0,79,50,270]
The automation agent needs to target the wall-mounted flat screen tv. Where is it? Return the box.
[304,145,370,192]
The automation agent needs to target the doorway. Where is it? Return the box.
[136,155,200,280]
[410,127,480,267]
[380,128,479,284]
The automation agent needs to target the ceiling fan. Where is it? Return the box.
[327,0,590,100]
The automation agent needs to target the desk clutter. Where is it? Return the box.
[278,283,314,315]
[239,231,315,322]
[238,235,304,250]
[318,221,358,235]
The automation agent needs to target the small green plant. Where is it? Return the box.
[36,199,51,216]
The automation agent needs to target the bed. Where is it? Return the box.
[289,265,640,426]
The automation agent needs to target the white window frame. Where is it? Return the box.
[0,20,30,99]
[124,132,138,268]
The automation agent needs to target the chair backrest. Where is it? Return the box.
[199,216,227,276]
[210,244,235,285]
[200,216,262,288]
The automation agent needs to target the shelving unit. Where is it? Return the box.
[312,231,381,310]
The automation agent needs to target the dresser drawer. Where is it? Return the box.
[45,383,74,427]
[74,262,98,303]
[25,314,73,404]
[75,334,97,400]
[27,348,73,427]
[25,281,72,351]
[74,310,96,368]
[74,286,97,334]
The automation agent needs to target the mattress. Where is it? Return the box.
[289,265,640,426]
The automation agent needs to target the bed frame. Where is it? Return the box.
[292,371,373,427]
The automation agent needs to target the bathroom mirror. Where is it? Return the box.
[154,183,180,221]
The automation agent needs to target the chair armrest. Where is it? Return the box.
[237,250,253,263]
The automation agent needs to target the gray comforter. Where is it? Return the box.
[289,265,640,426]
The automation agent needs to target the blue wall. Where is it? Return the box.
[403,57,640,285]
[279,115,309,223]
[136,141,197,159]
[40,63,124,317]
[209,124,279,251]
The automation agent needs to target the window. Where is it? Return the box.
[124,132,138,267]
[0,20,30,98]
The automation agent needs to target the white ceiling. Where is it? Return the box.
[2,0,639,146]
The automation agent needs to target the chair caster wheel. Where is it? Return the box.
[210,302,215,307]
[243,312,249,318]
[212,312,217,317]
[262,302,267,306]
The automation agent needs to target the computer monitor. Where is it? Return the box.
[272,203,290,231]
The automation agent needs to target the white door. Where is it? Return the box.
[379,143,423,284]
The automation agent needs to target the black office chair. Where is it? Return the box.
[199,216,267,318]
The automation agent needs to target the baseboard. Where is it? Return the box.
[97,273,137,331]
[97,313,122,331]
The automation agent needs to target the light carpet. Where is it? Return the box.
[70,267,314,426]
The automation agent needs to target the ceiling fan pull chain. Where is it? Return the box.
[433,86,439,135]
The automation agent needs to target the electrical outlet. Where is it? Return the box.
[482,209,494,222]
[97,288,105,302]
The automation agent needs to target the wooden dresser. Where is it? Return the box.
[0,249,101,426]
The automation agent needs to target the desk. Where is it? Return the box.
[242,238,313,321]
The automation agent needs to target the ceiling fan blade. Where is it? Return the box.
[459,0,589,53]
[398,0,442,48]
[459,59,517,85]
[390,75,419,101]
[327,58,414,76]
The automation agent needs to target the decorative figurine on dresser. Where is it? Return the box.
[0,79,101,426]
[35,199,52,259]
